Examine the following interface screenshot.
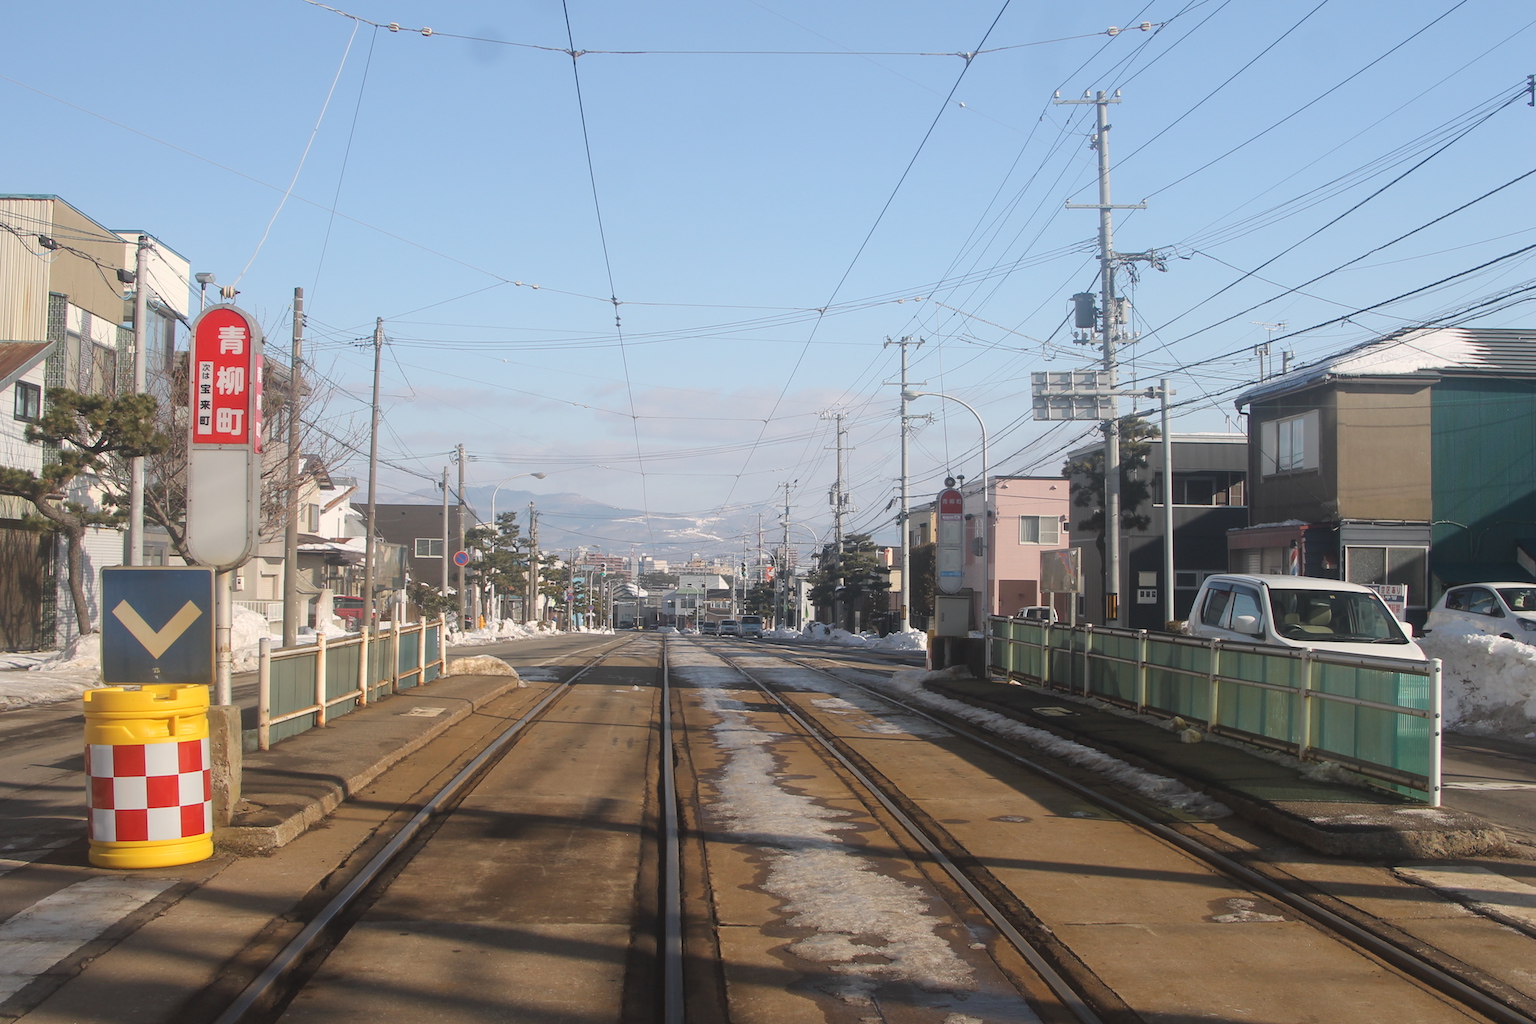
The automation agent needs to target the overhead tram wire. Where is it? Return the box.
[1131,140,1536,373]
[1142,0,1476,203]
[716,0,1016,514]
[312,22,380,303]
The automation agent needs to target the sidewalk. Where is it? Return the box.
[929,674,1511,860]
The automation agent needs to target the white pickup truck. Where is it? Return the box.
[1187,573,1425,660]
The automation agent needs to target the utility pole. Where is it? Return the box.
[457,443,467,629]
[823,410,851,629]
[779,481,793,628]
[282,287,304,647]
[527,502,539,624]
[127,234,149,566]
[756,511,764,615]
[362,317,383,632]
[1058,89,1145,626]
[440,466,450,610]
[884,336,924,633]
[1158,380,1177,626]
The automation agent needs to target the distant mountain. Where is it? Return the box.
[382,482,777,564]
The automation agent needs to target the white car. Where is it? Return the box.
[1425,582,1536,641]
[1188,574,1425,661]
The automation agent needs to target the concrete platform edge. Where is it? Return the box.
[213,675,521,856]
[935,675,1510,861]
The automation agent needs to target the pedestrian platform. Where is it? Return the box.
[930,674,1509,860]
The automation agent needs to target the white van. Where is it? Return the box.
[1188,574,1426,661]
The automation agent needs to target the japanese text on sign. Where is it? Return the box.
[190,308,261,449]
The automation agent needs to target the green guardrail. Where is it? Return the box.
[988,615,1442,804]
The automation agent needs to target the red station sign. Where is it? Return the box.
[190,306,263,450]
[938,488,964,515]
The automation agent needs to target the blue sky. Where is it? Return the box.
[4,1,1533,556]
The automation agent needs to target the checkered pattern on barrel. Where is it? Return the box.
[86,739,212,842]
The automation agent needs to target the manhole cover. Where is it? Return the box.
[401,706,448,718]
[1033,706,1077,717]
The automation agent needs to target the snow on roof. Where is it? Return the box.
[1236,326,1536,408]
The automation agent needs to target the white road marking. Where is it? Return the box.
[0,876,174,1001]
[1396,865,1536,931]
[0,839,73,880]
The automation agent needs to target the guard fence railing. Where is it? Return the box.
[988,615,1442,805]
[255,614,449,750]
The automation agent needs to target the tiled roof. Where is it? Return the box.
[1235,327,1536,408]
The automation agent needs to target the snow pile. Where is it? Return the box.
[231,606,280,672]
[802,622,832,640]
[865,629,928,653]
[684,663,979,1006]
[868,668,1230,817]
[766,626,805,640]
[1420,620,1536,736]
[449,619,601,648]
[830,629,869,646]
[0,636,101,710]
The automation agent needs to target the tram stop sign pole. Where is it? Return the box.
[184,304,264,706]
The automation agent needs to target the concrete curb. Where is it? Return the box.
[214,675,523,855]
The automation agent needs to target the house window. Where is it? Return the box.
[13,381,41,422]
[1019,516,1061,545]
[415,538,444,558]
[1259,410,1319,476]
[303,503,320,532]
[1345,545,1428,609]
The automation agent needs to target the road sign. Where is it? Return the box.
[1030,371,1114,421]
[453,550,471,567]
[101,568,215,685]
[936,486,965,594]
[185,304,264,569]
[1040,547,1083,595]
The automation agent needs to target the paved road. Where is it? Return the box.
[1442,732,1536,843]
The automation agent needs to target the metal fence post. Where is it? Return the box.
[1429,658,1443,808]
[315,631,329,727]
[357,626,371,707]
[1040,619,1052,688]
[1297,648,1314,760]
[390,616,401,694]
[439,612,448,672]
[257,637,271,751]
[1136,629,1148,714]
[1205,639,1222,729]
[417,618,427,685]
[1081,623,1094,698]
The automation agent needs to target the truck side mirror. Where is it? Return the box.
[1231,613,1262,636]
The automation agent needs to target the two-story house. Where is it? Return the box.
[1229,326,1536,624]
[0,195,190,649]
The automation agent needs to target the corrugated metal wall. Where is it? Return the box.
[0,198,51,343]
[1431,378,1536,570]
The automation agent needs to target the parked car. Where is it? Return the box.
[719,619,741,637]
[656,625,678,634]
[1425,582,1536,641]
[739,615,764,638]
[1015,605,1057,624]
[700,621,719,635]
[1188,574,1425,660]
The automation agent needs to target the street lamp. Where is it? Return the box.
[903,391,991,630]
[487,472,546,625]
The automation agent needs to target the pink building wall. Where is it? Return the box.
[963,476,1072,621]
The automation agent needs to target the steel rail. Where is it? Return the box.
[710,648,1106,1024]
[765,648,1536,1024]
[211,637,642,1024]
[659,637,685,1024]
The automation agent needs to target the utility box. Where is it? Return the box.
[933,593,972,637]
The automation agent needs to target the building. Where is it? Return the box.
[1068,433,1249,630]
[368,501,471,592]
[0,195,190,649]
[1229,326,1536,624]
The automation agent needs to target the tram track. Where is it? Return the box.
[208,634,678,1024]
[701,639,1536,1024]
